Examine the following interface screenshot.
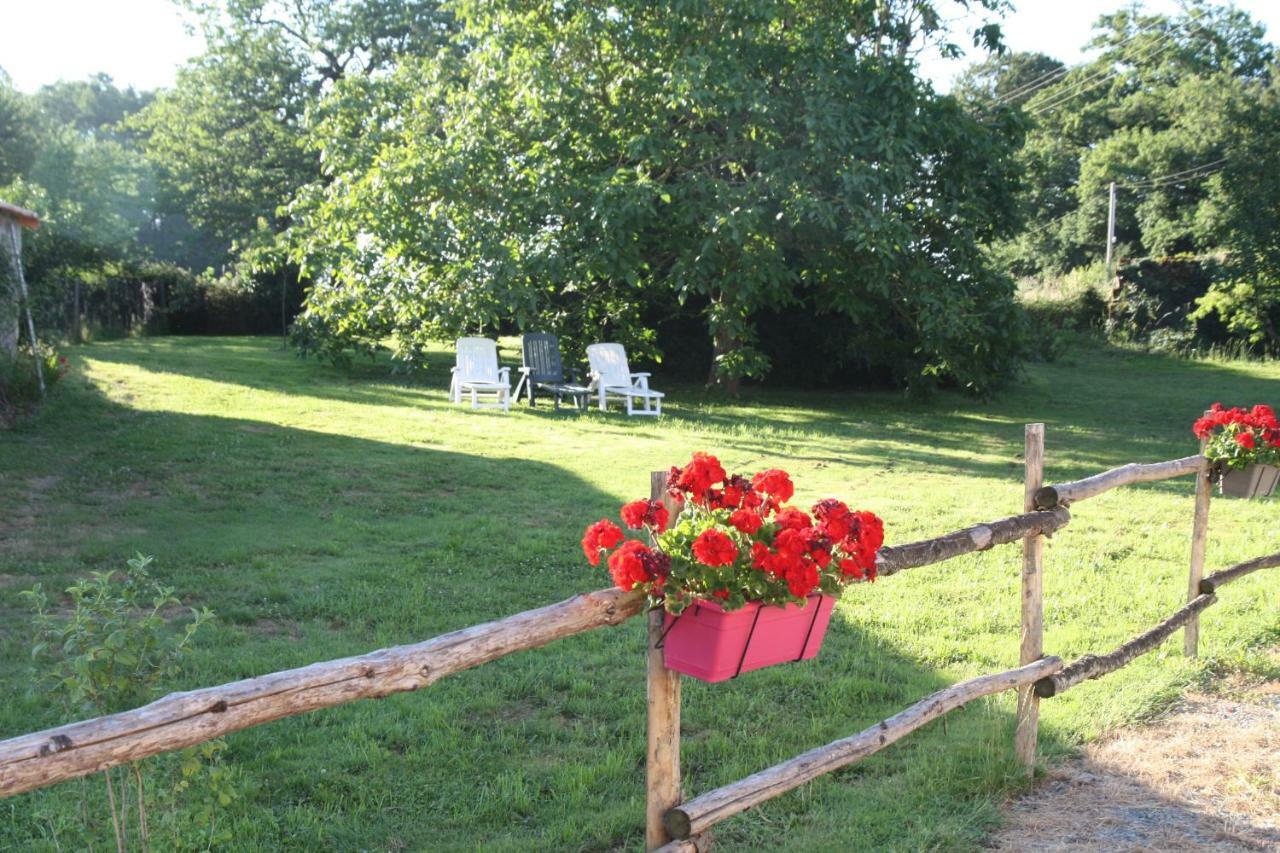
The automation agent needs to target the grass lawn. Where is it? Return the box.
[1,335,1277,851]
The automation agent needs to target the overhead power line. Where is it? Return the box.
[1023,7,1210,119]
[1116,158,1228,189]
[1027,34,1180,117]
[992,15,1172,107]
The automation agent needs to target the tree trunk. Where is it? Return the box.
[71,282,83,345]
[706,324,740,395]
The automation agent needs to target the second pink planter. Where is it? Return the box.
[660,594,836,683]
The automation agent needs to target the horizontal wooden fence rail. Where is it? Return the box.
[1199,551,1280,593]
[1033,454,1203,509]
[0,587,645,797]
[1035,551,1280,699]
[876,507,1069,576]
[661,658,1065,841]
[0,504,1073,800]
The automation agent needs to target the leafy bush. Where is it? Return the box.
[1189,277,1280,354]
[0,342,68,425]
[20,555,233,851]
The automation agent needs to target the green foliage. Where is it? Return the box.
[953,50,1065,109]
[34,74,152,139]
[18,556,227,852]
[963,2,1280,356]
[293,0,1025,393]
[984,3,1275,277]
[134,0,455,272]
[21,554,212,716]
[154,740,243,850]
[0,342,67,426]
[0,78,38,185]
[1189,277,1280,351]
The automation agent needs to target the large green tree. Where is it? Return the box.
[293,0,1026,393]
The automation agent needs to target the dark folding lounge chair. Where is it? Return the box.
[514,333,591,410]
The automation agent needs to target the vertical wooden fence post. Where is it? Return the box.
[646,471,681,851]
[1014,423,1045,776]
[1185,421,1212,657]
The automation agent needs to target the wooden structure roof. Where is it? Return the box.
[0,200,40,230]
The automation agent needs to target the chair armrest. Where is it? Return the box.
[630,372,651,378]
[451,366,460,373]
[519,366,532,375]
[498,367,511,382]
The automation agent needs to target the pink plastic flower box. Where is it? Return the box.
[660,594,836,683]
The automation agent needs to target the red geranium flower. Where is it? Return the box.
[608,540,655,590]
[851,510,885,551]
[620,499,670,532]
[751,468,794,504]
[729,508,763,534]
[812,498,852,540]
[674,452,727,502]
[838,557,864,580]
[774,506,812,531]
[692,528,738,566]
[581,519,623,566]
[1236,431,1257,449]
[784,560,820,597]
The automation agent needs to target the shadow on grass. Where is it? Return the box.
[0,368,1075,851]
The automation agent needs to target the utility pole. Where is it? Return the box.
[1104,181,1117,282]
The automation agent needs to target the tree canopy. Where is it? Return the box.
[291,0,1026,393]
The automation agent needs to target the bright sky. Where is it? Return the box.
[1,1,1279,95]
[921,0,1280,92]
[0,0,202,93]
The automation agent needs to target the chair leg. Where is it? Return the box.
[599,390,607,412]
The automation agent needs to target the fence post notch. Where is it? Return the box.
[1185,420,1212,657]
[646,470,682,850]
[1014,423,1045,776]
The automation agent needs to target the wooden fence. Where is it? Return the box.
[1,422,1275,851]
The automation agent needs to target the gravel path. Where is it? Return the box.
[990,682,1279,851]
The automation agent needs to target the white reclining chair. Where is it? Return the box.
[586,343,664,417]
[450,337,511,412]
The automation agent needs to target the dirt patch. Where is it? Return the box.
[0,475,61,557]
[247,618,301,639]
[991,689,1279,851]
[0,573,38,589]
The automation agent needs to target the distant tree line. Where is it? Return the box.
[956,1,1280,352]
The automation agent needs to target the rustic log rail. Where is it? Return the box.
[1034,594,1217,698]
[1035,552,1280,699]
[661,658,1064,840]
[0,587,645,797]
[876,507,1069,576]
[1033,454,1202,509]
[1199,551,1280,593]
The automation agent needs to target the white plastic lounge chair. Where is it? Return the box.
[586,343,664,416]
[449,337,511,412]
